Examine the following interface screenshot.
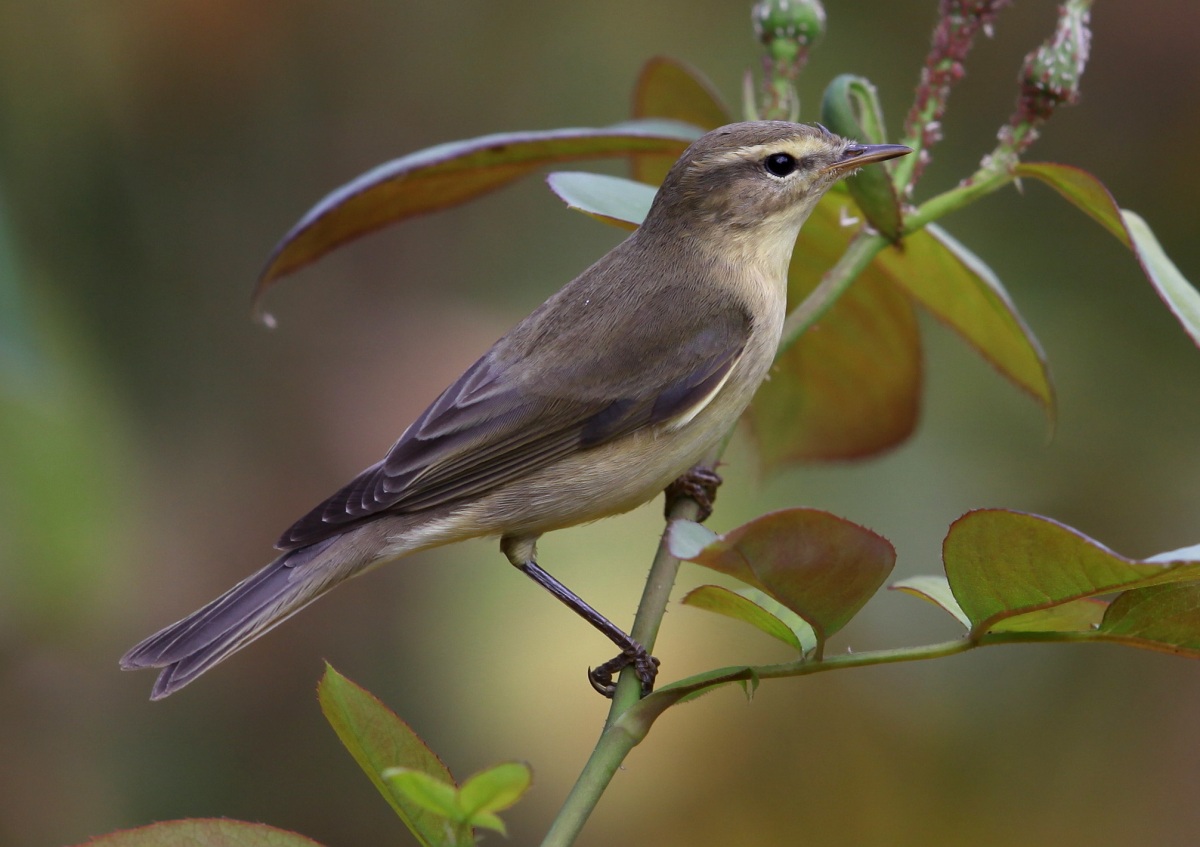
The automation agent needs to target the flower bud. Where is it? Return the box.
[997,0,1092,155]
[753,0,826,64]
[1017,0,1091,122]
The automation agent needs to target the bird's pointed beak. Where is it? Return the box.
[822,143,912,175]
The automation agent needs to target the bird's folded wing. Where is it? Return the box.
[278,289,751,550]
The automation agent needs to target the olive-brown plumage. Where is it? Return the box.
[121,121,909,699]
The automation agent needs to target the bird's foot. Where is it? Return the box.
[665,465,723,522]
[588,644,660,698]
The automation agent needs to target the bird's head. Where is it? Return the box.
[643,121,909,257]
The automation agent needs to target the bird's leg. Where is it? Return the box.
[502,537,658,698]
[664,464,723,522]
[519,559,659,698]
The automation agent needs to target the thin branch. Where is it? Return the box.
[621,628,1106,732]
[540,448,718,847]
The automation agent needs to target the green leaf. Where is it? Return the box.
[1122,210,1200,349]
[669,508,895,656]
[467,811,508,835]
[665,519,719,560]
[630,56,730,184]
[681,584,818,654]
[459,761,533,824]
[1148,542,1200,563]
[820,74,889,148]
[889,575,971,630]
[1014,162,1129,246]
[317,665,454,847]
[820,74,904,239]
[383,769,461,819]
[1016,163,1200,349]
[1096,582,1200,656]
[875,223,1054,414]
[545,171,652,229]
[987,597,1108,633]
[254,120,702,312]
[943,510,1200,635]
[71,819,325,847]
[382,761,531,841]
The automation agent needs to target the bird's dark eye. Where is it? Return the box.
[763,152,797,178]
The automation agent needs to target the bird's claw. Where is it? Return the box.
[588,645,660,698]
[665,466,723,522]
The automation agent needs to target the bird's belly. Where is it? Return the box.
[458,361,772,538]
[483,426,717,534]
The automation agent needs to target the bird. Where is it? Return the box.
[121,121,910,700]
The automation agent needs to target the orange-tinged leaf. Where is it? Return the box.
[944,510,1200,635]
[630,57,730,184]
[669,509,895,653]
[752,275,920,463]
[72,819,324,847]
[254,121,701,312]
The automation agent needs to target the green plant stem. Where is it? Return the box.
[622,629,1106,731]
[539,718,639,847]
[903,162,1016,233]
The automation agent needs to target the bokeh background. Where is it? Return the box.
[2,2,1199,845]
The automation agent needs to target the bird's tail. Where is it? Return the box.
[120,536,349,699]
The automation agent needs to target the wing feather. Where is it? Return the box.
[278,282,752,550]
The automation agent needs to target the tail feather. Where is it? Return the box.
[121,538,342,699]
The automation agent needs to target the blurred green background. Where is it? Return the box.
[2,2,1199,845]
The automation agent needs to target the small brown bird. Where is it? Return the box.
[121,121,909,699]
